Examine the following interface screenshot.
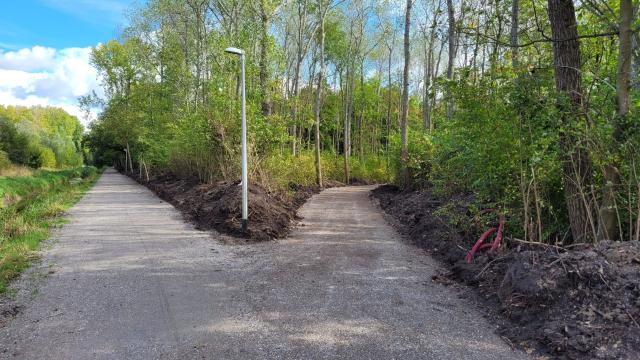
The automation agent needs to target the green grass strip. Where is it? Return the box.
[0,168,101,294]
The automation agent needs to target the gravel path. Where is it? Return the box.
[0,169,528,359]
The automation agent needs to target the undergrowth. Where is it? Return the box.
[261,151,392,189]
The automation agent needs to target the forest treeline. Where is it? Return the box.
[0,106,84,170]
[85,0,639,244]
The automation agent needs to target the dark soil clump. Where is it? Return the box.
[372,184,640,359]
[135,172,321,241]
[0,299,21,327]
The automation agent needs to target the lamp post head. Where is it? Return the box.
[224,47,245,56]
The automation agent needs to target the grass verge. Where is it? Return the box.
[0,167,100,294]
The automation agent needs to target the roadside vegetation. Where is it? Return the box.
[0,167,99,294]
[0,104,98,294]
[0,106,85,170]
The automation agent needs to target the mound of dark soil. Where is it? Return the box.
[138,172,320,241]
[372,184,472,264]
[497,241,640,359]
[372,184,640,359]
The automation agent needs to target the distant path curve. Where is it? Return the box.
[0,169,527,359]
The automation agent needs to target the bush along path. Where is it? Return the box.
[0,167,100,295]
[372,184,640,359]
[0,170,527,359]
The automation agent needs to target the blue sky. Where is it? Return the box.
[0,0,131,50]
[0,0,136,125]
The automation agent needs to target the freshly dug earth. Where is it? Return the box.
[136,172,321,241]
[372,184,640,360]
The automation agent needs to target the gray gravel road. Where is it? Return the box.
[0,169,528,359]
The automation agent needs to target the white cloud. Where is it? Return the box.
[0,45,101,126]
[0,46,57,71]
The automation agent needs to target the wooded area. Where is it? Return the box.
[85,0,639,244]
[0,106,84,170]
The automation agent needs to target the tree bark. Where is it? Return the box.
[314,1,327,187]
[423,2,438,131]
[259,0,272,117]
[446,0,456,119]
[386,36,394,154]
[291,0,309,156]
[597,0,633,241]
[510,0,519,68]
[547,0,596,242]
[344,66,352,184]
[616,0,633,119]
[400,0,412,187]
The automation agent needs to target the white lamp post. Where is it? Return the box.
[225,47,248,232]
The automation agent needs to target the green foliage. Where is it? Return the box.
[0,106,84,169]
[81,166,98,179]
[388,129,433,186]
[0,151,10,171]
[0,168,100,293]
[432,75,521,200]
[263,151,392,188]
[39,147,57,168]
[416,69,574,240]
[0,118,32,165]
[262,152,321,187]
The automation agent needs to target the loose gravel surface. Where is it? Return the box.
[0,169,528,359]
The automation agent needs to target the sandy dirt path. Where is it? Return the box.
[0,169,527,359]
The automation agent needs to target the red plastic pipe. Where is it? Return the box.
[465,227,497,263]
[489,215,505,253]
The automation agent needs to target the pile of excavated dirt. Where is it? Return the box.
[137,172,321,241]
[372,184,640,360]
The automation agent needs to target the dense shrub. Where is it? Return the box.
[0,151,10,171]
[0,118,33,165]
[39,147,57,168]
[81,166,98,179]
[262,151,392,188]
[0,106,84,169]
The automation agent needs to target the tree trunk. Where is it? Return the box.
[386,42,393,154]
[547,0,596,242]
[422,42,432,130]
[446,0,456,119]
[126,142,133,173]
[510,0,519,68]
[359,60,365,161]
[597,0,633,241]
[616,0,633,119]
[344,67,351,184]
[291,0,309,156]
[423,5,438,131]
[314,1,326,187]
[259,0,272,116]
[400,0,412,187]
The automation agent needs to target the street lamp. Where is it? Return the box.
[225,47,248,233]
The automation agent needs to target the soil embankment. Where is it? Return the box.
[373,184,640,360]
[133,172,322,241]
